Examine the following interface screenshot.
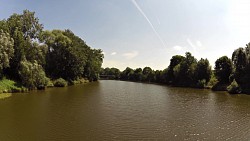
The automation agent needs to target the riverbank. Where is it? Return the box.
[0,78,90,95]
[0,78,28,94]
[118,79,233,93]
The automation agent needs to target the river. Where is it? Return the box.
[0,80,250,140]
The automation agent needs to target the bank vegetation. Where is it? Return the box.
[101,46,250,95]
[0,10,103,93]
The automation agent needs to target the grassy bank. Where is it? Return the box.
[0,77,90,96]
[0,78,27,94]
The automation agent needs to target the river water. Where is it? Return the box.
[0,80,250,140]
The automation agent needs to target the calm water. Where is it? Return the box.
[0,80,250,140]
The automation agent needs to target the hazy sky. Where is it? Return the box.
[1,0,250,70]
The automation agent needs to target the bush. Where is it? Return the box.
[19,60,48,89]
[227,79,241,94]
[196,79,206,88]
[53,78,68,87]
[0,78,27,93]
[46,79,54,87]
[207,73,218,87]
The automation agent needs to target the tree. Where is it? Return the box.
[214,56,233,84]
[166,55,184,84]
[19,59,48,89]
[142,67,154,82]
[3,10,43,80]
[0,30,14,77]
[120,67,134,81]
[195,58,212,84]
[41,30,93,81]
[177,52,197,86]
[110,68,121,79]
[232,44,250,93]
[133,68,143,81]
[84,49,104,81]
[154,70,166,83]
[101,67,121,79]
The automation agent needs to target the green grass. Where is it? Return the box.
[0,93,11,100]
[0,78,27,93]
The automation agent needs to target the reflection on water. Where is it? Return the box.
[0,80,250,140]
[0,93,11,100]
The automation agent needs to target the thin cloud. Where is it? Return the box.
[196,41,202,47]
[187,38,198,54]
[186,39,205,57]
[131,0,167,48]
[173,45,183,51]
[111,52,117,55]
[122,51,138,59]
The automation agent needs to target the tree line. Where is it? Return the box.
[0,10,103,90]
[101,47,250,94]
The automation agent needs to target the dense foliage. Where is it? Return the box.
[101,45,250,94]
[0,29,14,78]
[19,59,48,89]
[0,10,103,90]
[101,52,212,88]
[53,78,68,87]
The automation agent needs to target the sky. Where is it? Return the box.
[1,0,250,70]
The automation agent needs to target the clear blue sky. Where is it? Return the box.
[1,0,250,70]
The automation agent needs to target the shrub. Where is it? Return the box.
[196,79,206,88]
[53,78,68,87]
[207,73,218,87]
[227,79,241,94]
[19,60,48,89]
[46,79,54,87]
[0,78,27,93]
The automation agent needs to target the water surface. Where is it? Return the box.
[0,80,250,140]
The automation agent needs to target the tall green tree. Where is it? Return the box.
[84,49,104,81]
[214,56,233,84]
[142,67,154,82]
[0,30,14,78]
[231,48,247,84]
[166,55,184,84]
[133,68,143,81]
[177,52,197,86]
[120,67,134,81]
[2,10,43,80]
[195,58,212,84]
[40,30,89,80]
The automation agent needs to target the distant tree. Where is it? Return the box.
[154,70,166,83]
[177,52,197,86]
[231,48,247,84]
[166,55,184,84]
[133,68,143,81]
[100,67,121,80]
[195,58,212,84]
[142,67,154,82]
[110,68,121,79]
[214,56,233,84]
[120,67,134,81]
